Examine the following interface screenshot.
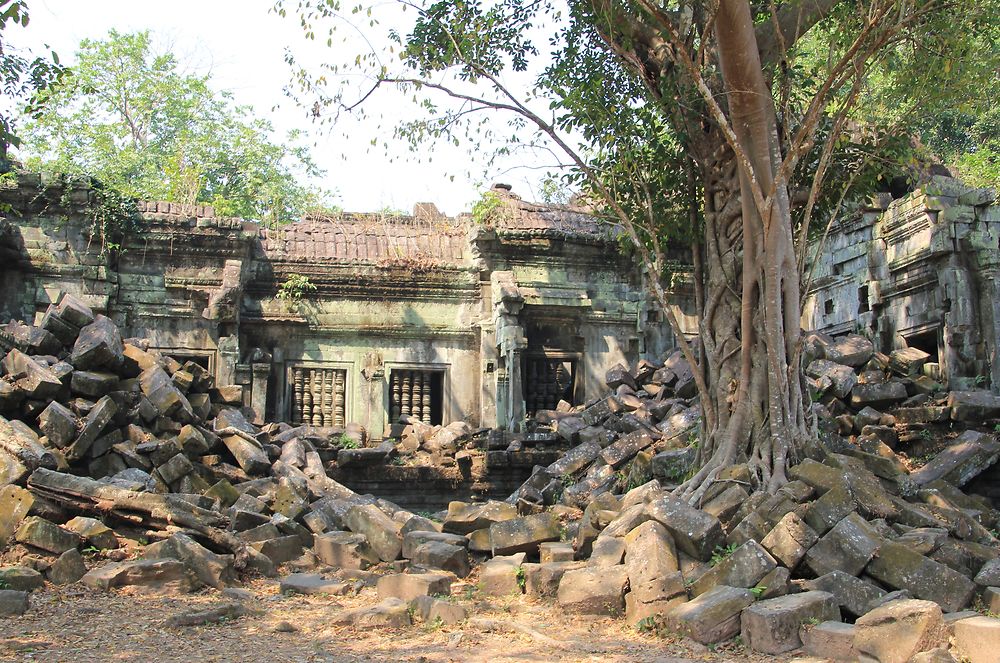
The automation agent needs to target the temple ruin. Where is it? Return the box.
[0,178,672,436]
[1,174,998,442]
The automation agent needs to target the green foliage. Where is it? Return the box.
[709,543,739,568]
[277,273,317,301]
[0,1,66,162]
[334,433,358,449]
[470,190,505,226]
[750,585,767,598]
[514,565,526,591]
[18,30,330,226]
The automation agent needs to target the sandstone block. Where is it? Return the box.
[143,532,234,588]
[442,500,517,535]
[853,599,948,663]
[865,541,976,612]
[953,615,1000,663]
[47,549,87,585]
[803,570,886,617]
[740,591,840,654]
[0,589,28,616]
[761,511,818,569]
[15,516,80,554]
[410,595,468,625]
[410,541,470,577]
[489,512,561,556]
[556,565,629,616]
[376,572,452,601]
[345,504,402,562]
[665,585,753,644]
[691,540,776,597]
[646,495,724,562]
[539,541,574,563]
[523,561,586,598]
[804,512,881,577]
[336,597,411,628]
[81,559,200,594]
[314,531,380,569]
[0,566,43,592]
[478,553,525,597]
[280,573,349,596]
[802,620,857,662]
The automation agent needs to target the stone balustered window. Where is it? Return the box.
[289,366,347,427]
[524,356,577,416]
[389,369,443,425]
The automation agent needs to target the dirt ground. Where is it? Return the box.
[0,576,796,663]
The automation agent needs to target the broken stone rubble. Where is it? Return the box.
[0,311,999,660]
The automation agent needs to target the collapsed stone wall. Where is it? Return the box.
[802,177,1000,392]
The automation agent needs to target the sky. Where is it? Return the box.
[7,0,563,215]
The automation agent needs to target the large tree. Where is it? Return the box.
[18,30,329,226]
[280,0,998,499]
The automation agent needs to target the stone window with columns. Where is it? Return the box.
[388,368,444,425]
[288,365,347,427]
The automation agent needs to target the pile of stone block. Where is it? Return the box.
[0,292,301,492]
[502,350,703,512]
[802,331,1000,430]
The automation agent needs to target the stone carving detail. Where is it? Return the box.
[290,366,346,427]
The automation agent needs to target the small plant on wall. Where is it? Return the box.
[277,273,317,301]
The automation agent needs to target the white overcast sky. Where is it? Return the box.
[8,0,564,215]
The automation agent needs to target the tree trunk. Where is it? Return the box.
[678,0,813,502]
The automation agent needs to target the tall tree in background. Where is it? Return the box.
[281,0,998,499]
[0,0,64,164]
[18,30,329,226]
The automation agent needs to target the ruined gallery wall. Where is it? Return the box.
[802,177,1000,390]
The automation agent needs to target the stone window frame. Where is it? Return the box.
[285,360,354,427]
[383,361,450,427]
[152,347,217,378]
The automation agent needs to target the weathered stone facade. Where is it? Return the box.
[801,177,1000,391]
[0,177,668,435]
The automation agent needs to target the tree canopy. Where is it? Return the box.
[0,0,64,163]
[17,29,330,225]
